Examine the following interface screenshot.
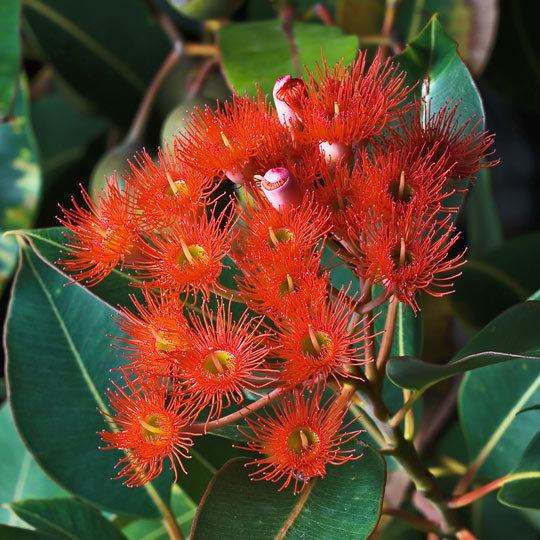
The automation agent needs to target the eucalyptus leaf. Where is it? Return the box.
[10,498,128,540]
[5,245,172,517]
[191,444,385,540]
[0,525,55,539]
[498,431,540,510]
[387,302,540,391]
[23,0,170,126]
[0,404,66,528]
[219,20,359,96]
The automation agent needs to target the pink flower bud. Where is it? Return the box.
[318,141,352,168]
[261,167,303,210]
[225,160,255,185]
[273,75,306,128]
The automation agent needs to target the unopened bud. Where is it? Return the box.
[225,160,255,185]
[273,75,307,128]
[318,141,352,168]
[261,167,303,210]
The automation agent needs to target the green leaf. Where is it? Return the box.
[5,245,172,517]
[465,167,503,258]
[398,16,484,125]
[452,233,540,329]
[498,431,540,510]
[388,302,540,392]
[387,352,538,392]
[518,405,540,416]
[168,0,244,19]
[122,484,196,540]
[0,0,20,117]
[10,498,128,540]
[0,78,41,296]
[23,0,170,126]
[191,444,385,540]
[0,524,55,539]
[219,20,359,96]
[10,227,144,309]
[0,403,66,527]
[457,306,540,478]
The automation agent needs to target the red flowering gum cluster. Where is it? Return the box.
[58,50,496,491]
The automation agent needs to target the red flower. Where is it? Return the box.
[100,377,198,486]
[236,249,328,320]
[179,89,284,184]
[113,288,190,377]
[180,302,271,421]
[396,99,498,181]
[236,194,330,264]
[58,176,138,285]
[241,389,362,494]
[286,52,410,147]
[128,146,215,230]
[132,209,236,298]
[273,290,371,387]
[351,207,466,310]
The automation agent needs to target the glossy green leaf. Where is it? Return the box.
[191,444,385,540]
[5,245,172,517]
[0,525,55,539]
[168,0,244,19]
[458,304,540,478]
[0,0,20,117]
[219,20,359,96]
[387,351,538,392]
[123,484,196,540]
[466,167,503,258]
[10,227,143,309]
[0,404,66,528]
[498,431,540,510]
[10,498,128,540]
[0,79,41,296]
[452,233,540,329]
[23,0,170,126]
[398,16,484,125]
[388,302,540,393]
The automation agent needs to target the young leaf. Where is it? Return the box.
[498,431,540,510]
[387,302,540,391]
[5,245,172,518]
[219,20,359,96]
[191,444,385,540]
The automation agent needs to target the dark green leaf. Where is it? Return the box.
[0,403,66,527]
[168,0,244,19]
[452,233,540,329]
[10,498,128,540]
[219,20,359,96]
[0,79,41,295]
[457,306,540,478]
[192,444,385,540]
[498,431,540,510]
[0,0,20,117]
[23,0,170,126]
[388,302,540,391]
[466,167,503,258]
[5,246,171,517]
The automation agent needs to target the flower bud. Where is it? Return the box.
[318,141,352,168]
[225,160,255,185]
[261,167,303,210]
[273,75,306,128]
